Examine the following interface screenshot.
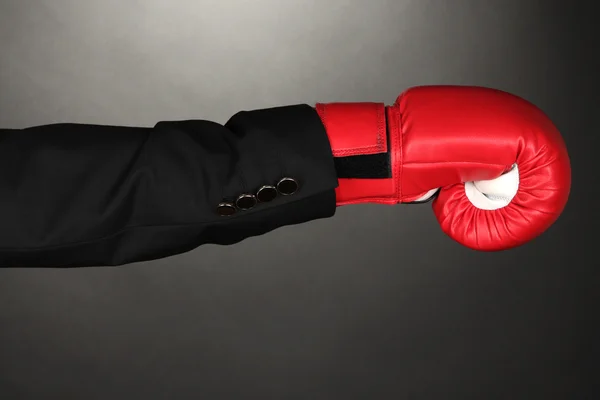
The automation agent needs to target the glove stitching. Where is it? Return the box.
[395,105,403,201]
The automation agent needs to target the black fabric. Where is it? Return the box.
[0,105,338,267]
[334,153,391,178]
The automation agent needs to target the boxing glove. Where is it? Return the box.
[316,86,571,251]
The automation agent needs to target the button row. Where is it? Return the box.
[217,177,298,216]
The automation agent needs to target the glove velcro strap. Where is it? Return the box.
[315,102,387,157]
[315,102,401,205]
[315,102,391,179]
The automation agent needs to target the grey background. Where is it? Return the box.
[0,1,595,399]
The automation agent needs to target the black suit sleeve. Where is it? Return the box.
[0,105,339,267]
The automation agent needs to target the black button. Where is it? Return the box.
[236,194,257,210]
[217,202,236,216]
[277,177,299,195]
[256,185,277,202]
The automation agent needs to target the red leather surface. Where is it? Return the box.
[398,86,570,251]
[318,86,571,251]
[315,102,387,157]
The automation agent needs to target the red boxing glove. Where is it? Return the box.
[316,86,571,251]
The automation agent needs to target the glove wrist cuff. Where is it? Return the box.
[316,102,401,205]
[315,102,388,157]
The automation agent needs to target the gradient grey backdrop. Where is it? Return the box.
[0,1,595,399]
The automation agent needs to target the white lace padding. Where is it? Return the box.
[414,188,440,202]
[464,164,520,210]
